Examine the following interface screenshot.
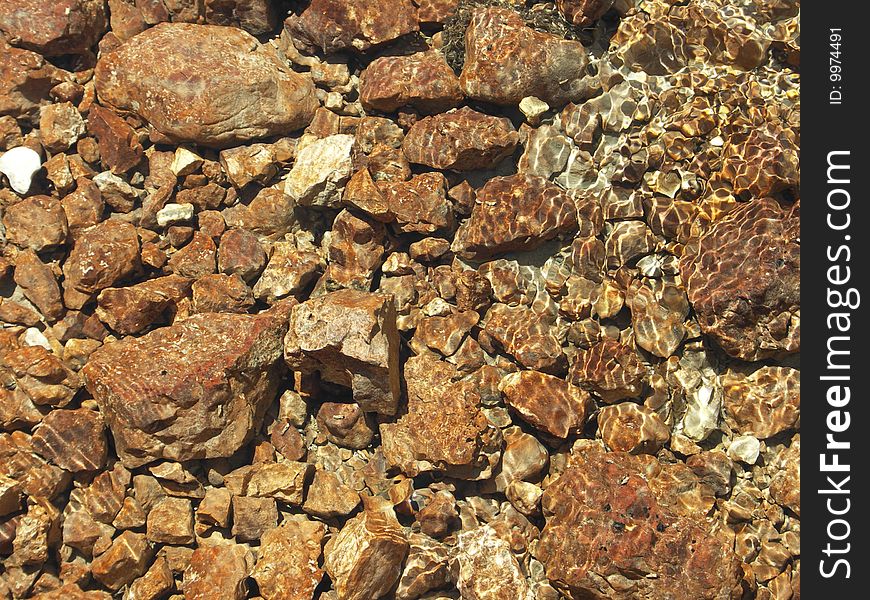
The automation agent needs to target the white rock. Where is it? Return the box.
[324,92,344,110]
[0,146,42,195]
[727,435,761,464]
[170,147,203,177]
[422,298,452,317]
[452,525,534,600]
[23,327,52,350]
[284,134,355,208]
[156,203,195,227]
[519,96,549,126]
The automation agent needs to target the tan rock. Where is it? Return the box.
[219,143,279,188]
[598,403,670,454]
[39,102,85,152]
[451,524,533,600]
[3,195,68,252]
[62,220,141,302]
[303,469,360,519]
[13,250,64,321]
[91,531,153,591]
[196,487,232,529]
[723,366,800,439]
[396,533,451,600]
[316,402,375,450]
[183,543,253,600]
[244,461,312,505]
[0,0,107,56]
[285,134,354,208]
[146,497,194,545]
[360,51,463,114]
[31,408,107,472]
[231,495,278,542]
[500,370,593,438]
[87,104,144,174]
[252,518,326,600]
[126,554,174,600]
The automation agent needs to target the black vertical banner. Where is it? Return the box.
[803,3,866,597]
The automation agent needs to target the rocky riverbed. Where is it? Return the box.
[0,1,800,599]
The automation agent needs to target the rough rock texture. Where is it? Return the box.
[499,370,592,438]
[285,134,354,208]
[62,220,141,300]
[598,402,670,454]
[183,543,253,600]
[360,51,463,114]
[680,198,800,361]
[82,309,289,467]
[723,366,800,439]
[0,41,68,120]
[452,524,533,600]
[31,408,107,472]
[252,518,326,600]
[0,0,108,56]
[569,339,646,402]
[94,23,318,147]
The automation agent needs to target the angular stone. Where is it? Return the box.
[402,107,518,171]
[285,134,354,208]
[379,172,454,234]
[112,495,146,530]
[219,143,278,188]
[191,273,254,314]
[31,408,106,472]
[286,0,419,53]
[319,209,386,291]
[452,524,533,600]
[92,171,141,213]
[496,427,549,488]
[380,355,498,479]
[39,102,85,152]
[146,497,194,545]
[556,0,614,27]
[95,23,317,147]
[196,487,232,529]
[156,203,195,227]
[95,275,192,335]
[91,531,153,591]
[0,0,108,56]
[396,533,450,600]
[452,174,577,259]
[569,339,646,403]
[627,277,690,358]
[414,310,479,357]
[244,461,312,505]
[183,543,253,600]
[31,583,111,599]
[483,303,566,374]
[303,469,360,519]
[83,309,289,467]
[78,462,130,524]
[0,41,68,120]
[253,242,321,303]
[204,0,276,35]
[87,105,144,174]
[231,495,278,542]
[13,250,64,321]
[167,231,217,278]
[317,402,375,450]
[126,554,174,600]
[723,366,800,439]
[62,220,141,299]
[3,195,68,252]
[252,518,326,600]
[324,496,409,600]
[460,7,589,106]
[285,289,400,415]
[360,51,463,114]
[598,402,670,454]
[3,344,80,408]
[62,178,104,233]
[218,228,266,283]
[768,437,799,516]
[680,199,799,361]
[499,370,593,438]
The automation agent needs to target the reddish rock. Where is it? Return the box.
[500,370,593,438]
[86,104,144,174]
[483,303,566,374]
[285,289,400,415]
[598,402,670,454]
[380,171,454,234]
[0,41,68,120]
[30,583,111,599]
[183,543,253,600]
[416,491,459,539]
[204,0,277,35]
[126,554,174,600]
[191,273,254,314]
[90,530,153,591]
[402,107,518,171]
[680,199,799,361]
[95,275,192,335]
[31,408,106,472]
[219,143,279,188]
[252,518,326,600]
[303,470,360,519]
[222,187,294,239]
[176,183,226,212]
[231,495,278,542]
[537,447,742,599]
[3,195,69,252]
[556,0,614,27]
[13,250,64,321]
[286,0,419,53]
[38,102,86,152]
[3,344,81,407]
[460,7,589,106]
[62,178,105,233]
[62,220,141,299]
[146,497,194,545]
[167,231,217,278]
[569,339,646,402]
[0,0,108,56]
[416,0,459,26]
[360,51,463,114]
[723,366,800,439]
[95,23,317,147]
[82,309,289,467]
[414,310,478,357]
[317,402,375,450]
[452,174,577,259]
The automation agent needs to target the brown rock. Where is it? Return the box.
[396,533,450,600]
[112,495,146,530]
[768,437,799,516]
[285,289,400,415]
[414,310,479,357]
[62,220,141,299]
[0,41,68,120]
[146,497,194,545]
[31,583,111,599]
[3,195,68,252]
[452,174,577,259]
[598,402,670,454]
[77,462,130,524]
[460,7,589,106]
[0,0,108,56]
[231,495,278,542]
[723,366,800,439]
[252,518,326,600]
[86,104,143,174]
[627,277,690,358]
[270,421,306,461]
[95,275,192,335]
[680,198,799,361]
[31,408,106,472]
[556,0,614,27]
[222,187,294,239]
[360,51,463,114]
[500,370,593,438]
[218,228,266,283]
[452,524,534,600]
[62,177,105,233]
[569,339,646,402]
[0,299,40,326]
[204,0,276,35]
[126,554,174,600]
[303,469,360,519]
[380,355,499,479]
[39,102,85,152]
[176,183,226,212]
[13,250,64,321]
[380,172,454,234]
[95,23,317,147]
[416,0,459,26]
[219,143,279,188]
[191,273,254,314]
[168,231,217,278]
[317,402,375,450]
[253,242,321,303]
[324,496,409,600]
[244,461,312,505]
[416,491,458,539]
[482,303,566,374]
[402,107,518,171]
[183,543,253,600]
[3,344,80,407]
[83,309,289,467]
[286,0,419,53]
[91,530,153,591]
[319,209,386,292]
[196,487,232,529]
[537,447,742,599]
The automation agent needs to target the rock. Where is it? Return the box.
[13,250,64,321]
[482,304,566,374]
[167,231,216,278]
[726,435,760,465]
[460,7,589,106]
[62,178,105,232]
[92,171,141,213]
[191,273,254,314]
[723,366,800,439]
[31,408,106,472]
[218,228,267,283]
[183,543,253,600]
[253,242,321,303]
[252,518,326,600]
[286,0,419,53]
[360,51,463,114]
[499,370,593,438]
[452,174,577,258]
[317,402,375,450]
[680,198,799,361]
[556,0,614,27]
[244,461,312,505]
[452,524,534,600]
[319,209,386,291]
[324,496,409,600]
[126,554,174,600]
[416,492,459,540]
[402,107,518,171]
[285,134,354,208]
[38,102,85,152]
[505,480,543,516]
[0,42,67,121]
[230,495,278,542]
[627,277,690,358]
[95,275,192,335]
[82,309,289,467]
[518,96,549,126]
[62,220,141,301]
[396,533,450,600]
[380,172,454,234]
[569,339,646,402]
[537,447,742,599]
[31,583,112,599]
[597,403,670,454]
[0,145,43,194]
[768,437,799,516]
[497,427,549,487]
[90,530,153,591]
[196,487,232,529]
[204,0,276,35]
[380,354,499,479]
[113,496,146,530]
[219,143,278,188]
[414,310,479,357]
[284,289,400,415]
[3,195,68,252]
[87,105,144,174]
[95,23,317,147]
[4,344,81,407]
[156,203,195,227]
[146,497,194,545]
[0,0,108,56]
[303,469,360,518]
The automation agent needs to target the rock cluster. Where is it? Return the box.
[0,0,800,598]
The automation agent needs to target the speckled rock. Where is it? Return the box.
[95,275,192,335]
[13,250,64,321]
[62,220,141,301]
[183,543,253,600]
[499,370,593,438]
[95,23,317,147]
[0,0,108,56]
[556,0,614,27]
[360,51,463,114]
[379,172,454,234]
[252,518,326,600]
[452,524,534,600]
[204,0,277,35]
[90,530,153,591]
[319,209,386,291]
[3,195,68,252]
